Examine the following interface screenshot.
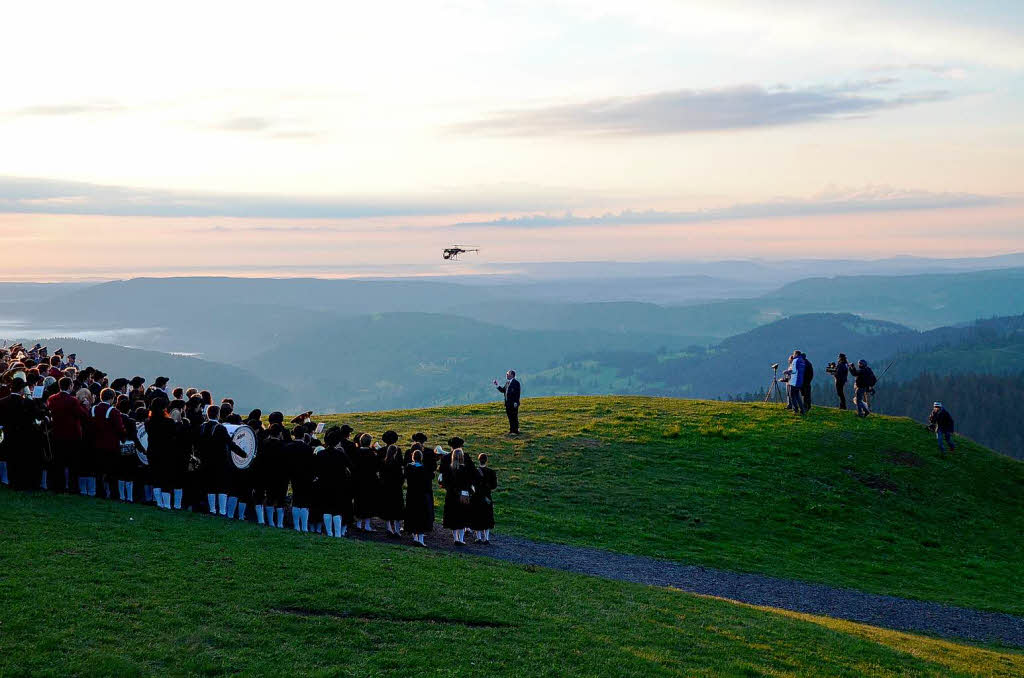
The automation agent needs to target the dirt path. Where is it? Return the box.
[355,529,1024,648]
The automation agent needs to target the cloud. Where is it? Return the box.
[10,102,124,117]
[214,116,276,132]
[0,176,584,218]
[450,82,952,136]
[448,188,1009,229]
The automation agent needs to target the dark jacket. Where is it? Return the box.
[833,361,849,384]
[929,408,955,433]
[497,378,521,407]
[848,364,876,390]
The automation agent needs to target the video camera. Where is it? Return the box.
[825,361,838,375]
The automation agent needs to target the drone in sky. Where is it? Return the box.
[442,246,480,260]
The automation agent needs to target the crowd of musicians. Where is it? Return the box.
[0,344,497,546]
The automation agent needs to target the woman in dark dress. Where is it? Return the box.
[379,444,405,537]
[352,433,378,532]
[316,426,354,538]
[440,447,473,544]
[114,397,142,502]
[471,453,497,544]
[404,449,433,546]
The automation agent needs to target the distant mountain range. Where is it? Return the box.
[3,263,1023,420]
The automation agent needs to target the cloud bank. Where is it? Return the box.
[449,189,1008,229]
[451,82,952,136]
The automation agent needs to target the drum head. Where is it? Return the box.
[136,422,149,466]
[231,426,257,469]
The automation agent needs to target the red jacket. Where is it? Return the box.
[88,402,127,452]
[47,391,89,442]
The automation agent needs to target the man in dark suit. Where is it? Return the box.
[494,370,521,435]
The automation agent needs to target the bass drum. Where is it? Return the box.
[136,422,149,466]
[226,424,257,470]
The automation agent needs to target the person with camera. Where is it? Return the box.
[847,359,876,417]
[782,351,806,415]
[827,354,849,410]
[928,402,956,454]
[799,351,814,411]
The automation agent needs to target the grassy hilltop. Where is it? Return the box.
[2,492,1023,676]
[318,396,1024,615]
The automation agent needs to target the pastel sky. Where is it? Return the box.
[1,0,1022,279]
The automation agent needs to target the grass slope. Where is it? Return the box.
[316,396,1024,615]
[2,491,1022,677]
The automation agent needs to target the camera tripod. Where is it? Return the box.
[763,364,785,404]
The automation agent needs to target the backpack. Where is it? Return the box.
[863,368,877,388]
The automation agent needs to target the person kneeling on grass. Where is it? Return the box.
[471,453,497,544]
[928,402,956,454]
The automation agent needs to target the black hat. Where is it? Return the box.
[448,436,465,449]
[111,377,129,391]
[411,432,428,443]
[382,430,399,445]
[10,377,26,391]
[268,411,284,425]
[246,409,262,422]
[168,398,187,412]
[290,411,313,424]
[54,348,64,357]
[154,376,170,386]
[129,376,146,387]
[338,424,354,436]
[67,353,77,360]
[323,426,342,448]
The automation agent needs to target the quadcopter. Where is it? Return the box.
[442,246,480,260]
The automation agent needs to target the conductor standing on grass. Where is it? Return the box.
[494,370,521,435]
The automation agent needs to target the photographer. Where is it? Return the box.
[827,354,849,410]
[782,351,806,415]
[847,359,876,418]
[928,402,956,454]
[800,352,814,411]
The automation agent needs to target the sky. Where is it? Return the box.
[1,0,1022,280]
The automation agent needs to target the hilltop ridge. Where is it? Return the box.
[315,396,1024,615]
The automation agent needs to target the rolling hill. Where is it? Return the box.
[314,396,1024,616]
[3,396,1023,676]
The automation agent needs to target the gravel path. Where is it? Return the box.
[355,529,1024,648]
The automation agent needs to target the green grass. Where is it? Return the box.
[315,396,1024,616]
[2,490,1023,677]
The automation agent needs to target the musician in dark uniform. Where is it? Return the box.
[145,397,188,510]
[379,444,405,537]
[404,448,433,546]
[317,426,355,537]
[471,453,497,544]
[258,423,288,527]
[285,425,316,532]
[494,370,521,435]
[196,404,245,517]
[115,396,143,502]
[353,433,379,532]
[0,377,43,490]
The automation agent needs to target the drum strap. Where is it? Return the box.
[91,403,115,419]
